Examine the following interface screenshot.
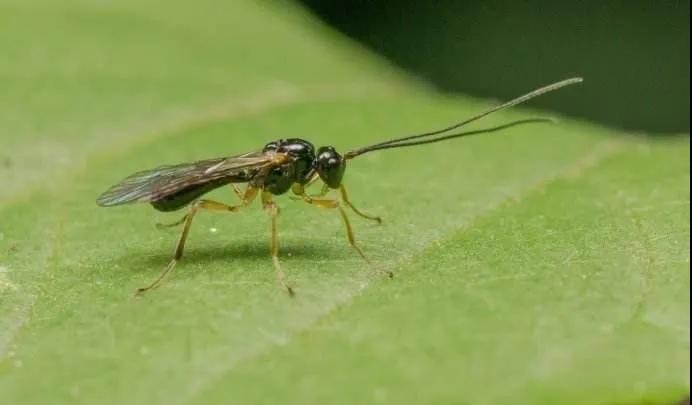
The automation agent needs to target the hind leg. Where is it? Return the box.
[138,187,259,294]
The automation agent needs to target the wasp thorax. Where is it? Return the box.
[314,146,345,189]
[261,138,316,194]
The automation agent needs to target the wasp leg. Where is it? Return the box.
[138,187,259,295]
[156,184,250,229]
[290,174,326,201]
[299,196,393,278]
[262,192,295,296]
[231,184,244,200]
[291,184,330,203]
[305,172,321,189]
[339,184,382,224]
[312,183,330,198]
[304,175,329,198]
[156,214,188,229]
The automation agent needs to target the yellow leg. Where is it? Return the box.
[314,183,330,198]
[290,174,328,201]
[304,172,321,189]
[262,192,294,296]
[298,195,393,278]
[157,184,252,229]
[137,187,259,295]
[339,184,382,224]
[156,214,188,229]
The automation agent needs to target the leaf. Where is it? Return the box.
[0,1,688,405]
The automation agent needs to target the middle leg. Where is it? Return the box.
[262,191,294,296]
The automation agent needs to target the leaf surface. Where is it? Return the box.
[0,1,688,405]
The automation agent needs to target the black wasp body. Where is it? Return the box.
[97,78,583,295]
[147,139,344,212]
[256,139,343,196]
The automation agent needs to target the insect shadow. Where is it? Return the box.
[127,240,347,276]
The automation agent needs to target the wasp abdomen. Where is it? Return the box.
[151,178,234,211]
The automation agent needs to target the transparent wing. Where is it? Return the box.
[96,151,279,207]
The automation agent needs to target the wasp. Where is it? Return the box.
[97,78,582,295]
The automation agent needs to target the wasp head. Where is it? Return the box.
[314,146,345,189]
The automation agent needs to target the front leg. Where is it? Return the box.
[339,185,382,224]
[290,176,329,201]
[294,192,393,278]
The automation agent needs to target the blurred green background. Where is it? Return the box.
[301,0,690,134]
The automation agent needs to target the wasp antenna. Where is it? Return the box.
[345,77,582,159]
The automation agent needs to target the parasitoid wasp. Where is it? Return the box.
[97,77,583,295]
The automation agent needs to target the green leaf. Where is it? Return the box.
[0,1,688,405]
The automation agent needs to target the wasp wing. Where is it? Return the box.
[96,151,281,207]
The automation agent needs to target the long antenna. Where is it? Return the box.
[344,77,582,159]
